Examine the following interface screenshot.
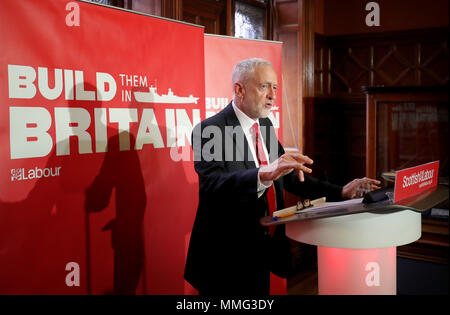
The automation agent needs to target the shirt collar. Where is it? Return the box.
[232,101,259,132]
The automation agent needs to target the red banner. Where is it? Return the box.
[0,0,204,294]
[394,161,440,203]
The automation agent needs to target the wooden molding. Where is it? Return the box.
[162,0,183,20]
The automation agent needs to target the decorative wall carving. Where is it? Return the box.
[315,28,449,97]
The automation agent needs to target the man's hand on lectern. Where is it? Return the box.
[342,177,381,199]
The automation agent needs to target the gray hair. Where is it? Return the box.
[232,58,273,86]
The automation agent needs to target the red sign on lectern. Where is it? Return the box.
[394,161,440,203]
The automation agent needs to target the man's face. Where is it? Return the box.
[238,65,278,120]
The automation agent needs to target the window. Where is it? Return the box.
[234,0,267,40]
[86,0,112,4]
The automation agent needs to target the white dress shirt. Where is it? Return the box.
[232,102,273,197]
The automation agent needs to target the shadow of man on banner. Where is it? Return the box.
[85,85,146,295]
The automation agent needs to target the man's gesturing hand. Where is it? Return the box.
[259,153,313,183]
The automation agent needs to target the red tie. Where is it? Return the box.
[252,123,277,236]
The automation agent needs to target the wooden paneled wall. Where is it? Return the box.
[182,0,227,35]
[312,27,449,185]
[273,0,314,154]
[315,28,449,98]
[319,0,449,36]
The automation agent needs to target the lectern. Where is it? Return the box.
[260,185,448,295]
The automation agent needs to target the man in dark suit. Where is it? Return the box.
[184,58,380,295]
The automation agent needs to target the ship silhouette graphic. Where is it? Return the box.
[134,86,199,104]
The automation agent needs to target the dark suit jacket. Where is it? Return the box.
[184,103,342,295]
